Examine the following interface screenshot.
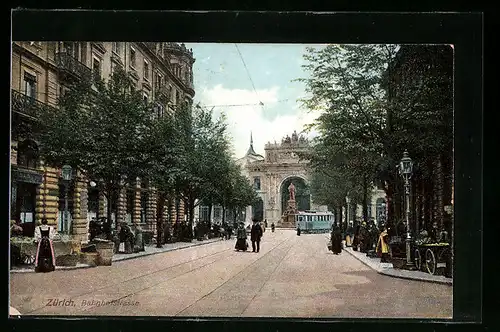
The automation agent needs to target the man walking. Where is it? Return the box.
[251,218,263,253]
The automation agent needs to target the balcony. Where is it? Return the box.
[55,52,92,81]
[11,90,55,120]
[155,85,171,103]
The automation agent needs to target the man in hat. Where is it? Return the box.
[250,218,263,253]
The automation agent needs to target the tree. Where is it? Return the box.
[173,105,233,234]
[148,103,186,246]
[299,44,453,229]
[298,44,397,222]
[38,67,156,226]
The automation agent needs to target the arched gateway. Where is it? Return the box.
[235,131,326,227]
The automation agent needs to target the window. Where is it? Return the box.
[169,85,174,103]
[175,91,180,106]
[201,206,210,222]
[214,206,222,220]
[156,103,164,118]
[112,42,120,54]
[93,57,101,80]
[143,92,149,102]
[24,73,36,99]
[17,139,39,169]
[253,177,261,190]
[130,47,136,68]
[155,73,162,89]
[143,60,149,80]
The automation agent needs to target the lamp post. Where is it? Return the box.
[61,165,72,235]
[398,150,415,269]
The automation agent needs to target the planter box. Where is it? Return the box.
[391,257,406,269]
[94,241,114,266]
[56,254,79,266]
[142,231,154,245]
[80,252,98,266]
[53,240,81,256]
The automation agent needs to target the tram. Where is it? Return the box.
[294,211,334,234]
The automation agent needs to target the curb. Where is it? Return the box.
[10,238,224,273]
[112,238,224,263]
[344,247,453,286]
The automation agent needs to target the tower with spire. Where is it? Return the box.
[244,131,264,160]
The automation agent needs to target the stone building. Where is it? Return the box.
[10,41,195,243]
[196,130,390,228]
[197,130,328,228]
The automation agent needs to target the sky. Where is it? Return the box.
[185,43,325,159]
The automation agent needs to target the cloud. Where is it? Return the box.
[197,85,321,158]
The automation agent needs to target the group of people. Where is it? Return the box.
[326,221,390,262]
[235,219,264,253]
[345,220,391,263]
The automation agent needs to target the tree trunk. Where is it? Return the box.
[156,192,165,248]
[362,175,368,222]
[105,185,113,228]
[222,203,226,224]
[337,205,343,231]
[188,197,195,238]
[208,204,213,223]
[384,181,394,226]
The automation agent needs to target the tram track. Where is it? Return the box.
[174,234,294,316]
[25,241,235,315]
[77,233,295,315]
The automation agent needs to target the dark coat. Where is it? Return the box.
[251,223,263,241]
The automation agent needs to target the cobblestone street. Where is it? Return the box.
[10,230,452,318]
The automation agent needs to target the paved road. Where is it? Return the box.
[10,230,452,318]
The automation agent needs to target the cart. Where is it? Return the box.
[414,243,451,276]
[11,241,37,266]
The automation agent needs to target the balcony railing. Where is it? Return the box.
[11,90,55,119]
[155,85,171,102]
[55,52,92,80]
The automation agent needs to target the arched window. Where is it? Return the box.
[17,139,39,169]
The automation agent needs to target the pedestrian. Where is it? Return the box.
[235,222,248,251]
[34,218,56,273]
[271,222,275,232]
[296,225,301,236]
[352,223,361,251]
[330,224,342,255]
[250,219,263,253]
[345,222,354,247]
[376,225,390,263]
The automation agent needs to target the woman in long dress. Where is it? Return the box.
[331,225,343,255]
[234,223,248,251]
[34,218,56,273]
[376,226,390,263]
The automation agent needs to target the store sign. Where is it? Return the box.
[13,168,43,185]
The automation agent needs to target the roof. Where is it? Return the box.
[244,131,264,159]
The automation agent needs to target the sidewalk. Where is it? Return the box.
[10,237,223,274]
[344,246,452,285]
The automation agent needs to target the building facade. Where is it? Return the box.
[10,41,195,242]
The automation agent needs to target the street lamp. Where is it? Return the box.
[398,150,415,269]
[61,165,72,235]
